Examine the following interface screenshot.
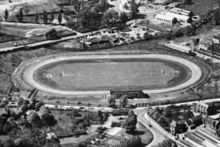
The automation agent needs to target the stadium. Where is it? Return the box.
[13,53,209,98]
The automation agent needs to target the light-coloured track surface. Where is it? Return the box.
[16,54,202,95]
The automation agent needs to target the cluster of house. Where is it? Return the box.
[155,7,194,25]
[195,34,220,63]
[170,102,218,136]
[168,102,220,147]
[79,24,162,49]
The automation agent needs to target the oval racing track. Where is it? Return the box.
[19,54,202,95]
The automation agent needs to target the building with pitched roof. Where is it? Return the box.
[168,8,193,17]
[170,120,187,136]
[192,102,217,115]
[186,115,203,129]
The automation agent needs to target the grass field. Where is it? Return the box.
[34,58,191,91]
[184,0,219,15]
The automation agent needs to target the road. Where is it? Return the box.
[135,109,167,147]
[0,28,104,52]
[135,109,188,147]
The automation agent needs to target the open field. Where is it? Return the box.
[184,0,219,15]
[34,58,189,91]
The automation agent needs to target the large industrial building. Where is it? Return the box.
[156,9,192,24]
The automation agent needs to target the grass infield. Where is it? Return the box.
[33,58,191,91]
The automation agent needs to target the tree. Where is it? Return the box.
[39,105,50,116]
[58,10,62,24]
[16,128,47,147]
[184,26,196,36]
[41,113,57,126]
[101,10,119,28]
[211,9,220,25]
[108,95,116,108]
[27,111,41,126]
[120,12,128,23]
[35,11,39,23]
[164,31,172,40]
[35,101,44,111]
[3,123,13,134]
[123,110,137,133]
[51,11,54,23]
[173,29,184,37]
[184,0,192,4]
[43,10,48,24]
[4,9,9,21]
[152,139,178,147]
[2,139,16,147]
[17,98,24,107]
[99,0,108,13]
[144,32,153,40]
[130,2,139,19]
[119,94,129,108]
[18,8,23,22]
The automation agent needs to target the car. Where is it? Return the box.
[79,107,87,111]
[119,117,124,120]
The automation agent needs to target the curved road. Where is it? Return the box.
[136,110,167,146]
[17,54,203,95]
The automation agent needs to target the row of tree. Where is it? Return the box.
[108,94,129,108]
[36,10,63,24]
[4,8,23,22]
[4,8,63,24]
[152,139,178,147]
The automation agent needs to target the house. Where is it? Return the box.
[186,115,203,129]
[46,133,57,140]
[198,43,210,50]
[192,102,217,115]
[207,43,220,55]
[202,116,220,137]
[213,35,220,44]
[203,116,220,130]
[170,120,188,136]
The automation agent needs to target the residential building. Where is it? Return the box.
[170,120,187,136]
[192,102,217,115]
[202,116,220,137]
[207,43,220,55]
[212,35,220,44]
[203,116,220,130]
[186,115,203,129]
